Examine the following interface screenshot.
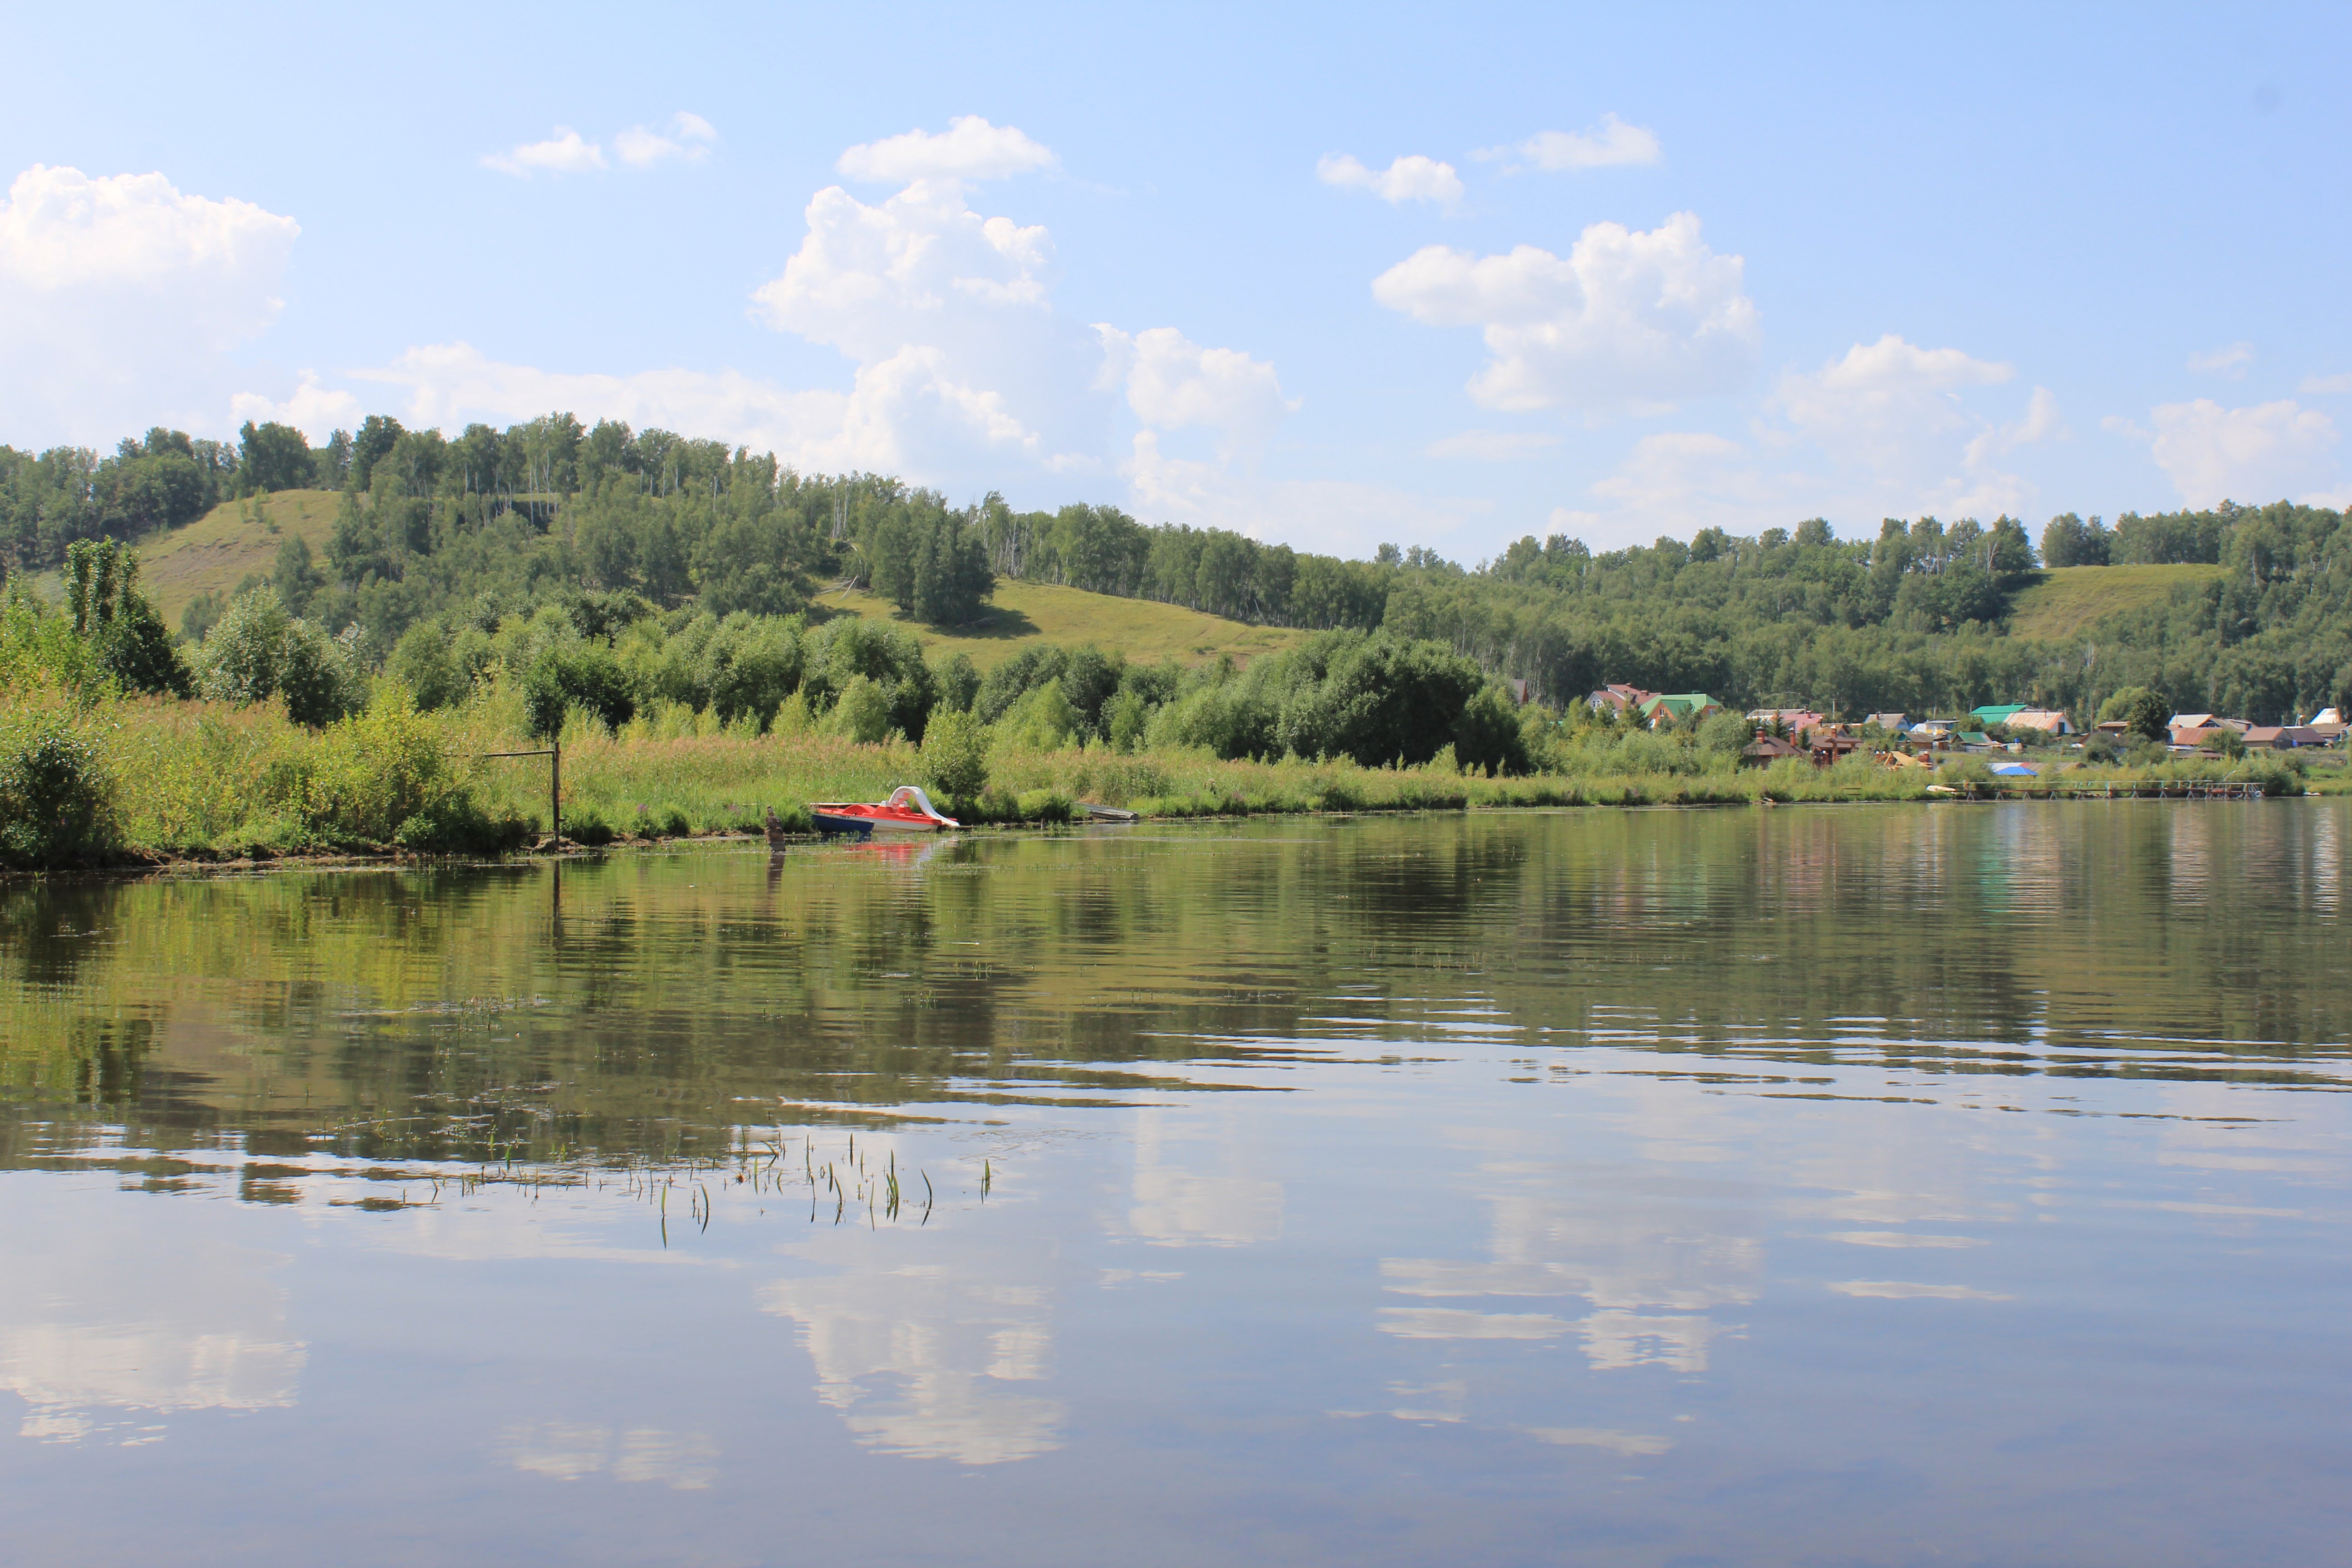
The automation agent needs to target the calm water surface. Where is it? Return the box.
[2,804,2347,1567]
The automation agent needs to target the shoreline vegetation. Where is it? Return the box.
[7,416,2347,875]
[5,676,2322,877]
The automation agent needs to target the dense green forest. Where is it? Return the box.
[8,412,2352,726]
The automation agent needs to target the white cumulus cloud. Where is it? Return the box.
[752,180,1058,360]
[0,164,299,442]
[2298,371,2352,395]
[1479,114,1662,171]
[836,116,1057,184]
[481,127,607,177]
[217,150,1327,542]
[1549,338,2065,549]
[742,176,1095,478]
[2139,398,2339,507]
[1769,335,2053,519]
[230,372,364,441]
[1965,384,2068,470]
[615,112,718,169]
[0,164,295,339]
[321,167,1292,508]
[1316,153,1463,207]
[1772,334,2014,470]
[1094,325,1294,452]
[1555,430,1794,545]
[2187,341,2254,378]
[1372,212,1758,414]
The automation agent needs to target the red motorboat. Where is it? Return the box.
[809,784,960,837]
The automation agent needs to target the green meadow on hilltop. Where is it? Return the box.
[2004,563,2229,643]
[815,579,1304,671]
[133,489,347,629]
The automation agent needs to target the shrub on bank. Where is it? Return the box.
[561,804,617,847]
[0,690,123,868]
[828,675,894,743]
[301,688,456,841]
[1453,684,1531,776]
[921,707,990,808]
[193,587,361,726]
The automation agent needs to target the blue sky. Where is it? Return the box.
[4,2,2346,559]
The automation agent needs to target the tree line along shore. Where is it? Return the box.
[2,414,2340,870]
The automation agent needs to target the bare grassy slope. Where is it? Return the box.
[2007,564,2224,642]
[138,489,342,626]
[823,579,1305,668]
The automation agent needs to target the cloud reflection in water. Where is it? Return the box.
[761,1265,1064,1465]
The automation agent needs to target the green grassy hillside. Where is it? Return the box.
[2006,563,2224,642]
[138,488,342,627]
[819,579,1303,668]
[131,490,1297,668]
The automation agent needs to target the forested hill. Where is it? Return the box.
[8,412,2351,723]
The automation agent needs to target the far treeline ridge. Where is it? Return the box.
[5,412,2349,727]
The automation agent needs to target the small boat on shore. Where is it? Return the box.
[810,784,960,837]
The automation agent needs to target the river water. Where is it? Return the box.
[1,804,2347,1567]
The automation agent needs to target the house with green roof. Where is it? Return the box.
[1969,704,2031,727]
[1639,693,1723,728]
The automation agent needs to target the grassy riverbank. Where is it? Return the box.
[1,680,2319,872]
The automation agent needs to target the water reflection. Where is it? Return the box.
[498,1422,720,1489]
[0,1172,305,1444]
[2313,809,2342,913]
[760,1264,1064,1465]
[1379,1116,1759,1375]
[1121,1106,1284,1246]
[762,1124,1068,1468]
[1,806,2350,1564]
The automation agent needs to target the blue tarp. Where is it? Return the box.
[1989,762,2038,777]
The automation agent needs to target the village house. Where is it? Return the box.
[1740,734,1803,765]
[2004,708,2074,735]
[1586,684,1657,717]
[1866,712,1908,733]
[2245,725,2328,750]
[2168,713,2251,748]
[1641,693,1723,728]
[1747,707,1829,736]
[1905,720,1960,748]
[1970,704,2031,729]
[1809,731,1865,766]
